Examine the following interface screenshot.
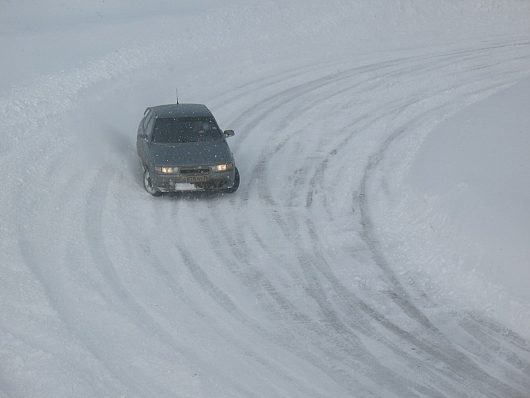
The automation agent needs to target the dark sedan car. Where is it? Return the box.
[136,103,239,196]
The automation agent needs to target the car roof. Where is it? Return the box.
[148,103,213,118]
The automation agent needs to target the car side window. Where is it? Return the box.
[145,114,156,141]
[142,111,152,131]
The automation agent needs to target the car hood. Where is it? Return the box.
[148,140,234,166]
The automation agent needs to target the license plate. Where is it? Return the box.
[185,176,208,183]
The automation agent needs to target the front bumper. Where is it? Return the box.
[151,169,235,192]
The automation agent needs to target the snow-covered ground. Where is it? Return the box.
[371,77,530,335]
[1,1,530,397]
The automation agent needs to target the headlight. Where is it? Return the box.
[213,163,234,172]
[155,166,178,174]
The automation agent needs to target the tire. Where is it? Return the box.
[143,167,161,196]
[223,167,240,193]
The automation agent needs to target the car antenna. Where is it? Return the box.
[176,88,179,105]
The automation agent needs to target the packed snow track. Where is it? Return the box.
[2,11,530,398]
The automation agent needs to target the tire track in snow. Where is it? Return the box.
[82,168,263,398]
[202,208,436,397]
[199,54,466,396]
[12,168,137,397]
[5,35,530,397]
[152,60,444,396]
[212,41,530,396]
[347,45,530,396]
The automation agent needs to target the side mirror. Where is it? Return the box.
[223,130,235,138]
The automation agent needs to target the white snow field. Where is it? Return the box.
[1,1,530,397]
[371,77,530,331]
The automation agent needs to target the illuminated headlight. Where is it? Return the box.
[155,166,178,174]
[213,163,234,172]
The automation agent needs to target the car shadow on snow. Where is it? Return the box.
[159,190,232,202]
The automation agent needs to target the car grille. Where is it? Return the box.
[179,167,210,175]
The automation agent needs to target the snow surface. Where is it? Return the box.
[2,1,530,397]
[371,76,530,336]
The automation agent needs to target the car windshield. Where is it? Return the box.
[152,117,222,143]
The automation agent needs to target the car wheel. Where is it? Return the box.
[223,167,240,193]
[143,167,161,196]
